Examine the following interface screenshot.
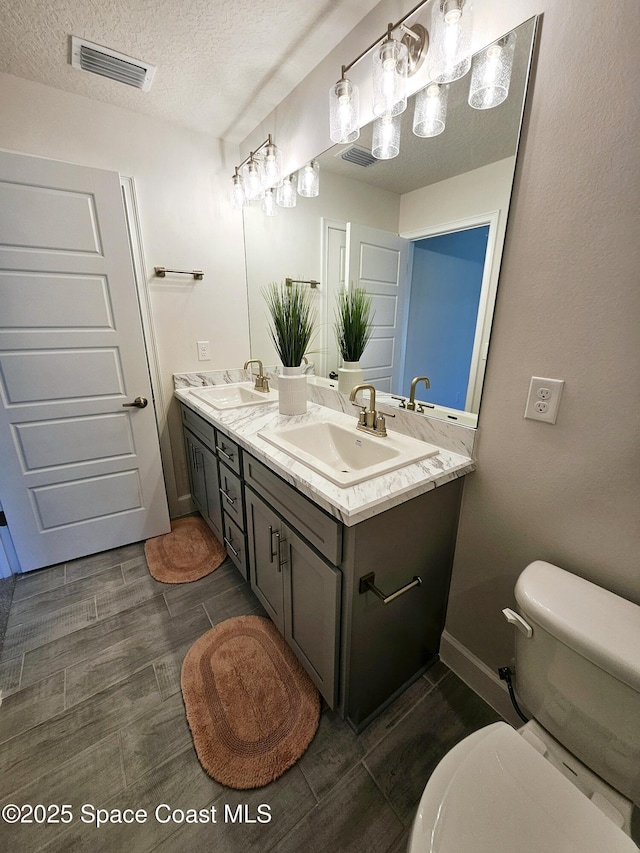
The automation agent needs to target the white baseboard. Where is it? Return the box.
[439,630,523,727]
[175,493,195,518]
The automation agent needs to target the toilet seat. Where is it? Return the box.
[408,722,638,853]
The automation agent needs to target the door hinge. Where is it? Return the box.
[0,511,6,527]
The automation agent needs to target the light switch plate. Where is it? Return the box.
[524,376,564,424]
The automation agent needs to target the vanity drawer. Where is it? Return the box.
[223,512,247,580]
[219,462,244,530]
[181,403,215,448]
[214,429,241,475]
[244,452,342,566]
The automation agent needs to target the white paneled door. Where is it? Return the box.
[345,223,410,392]
[0,151,170,572]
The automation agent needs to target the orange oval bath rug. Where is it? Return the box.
[144,517,226,583]
[181,615,320,789]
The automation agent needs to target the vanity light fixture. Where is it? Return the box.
[468,31,517,110]
[229,134,283,209]
[329,69,360,144]
[413,82,449,137]
[372,24,409,118]
[327,5,428,158]
[372,114,401,159]
[297,160,320,197]
[427,0,474,84]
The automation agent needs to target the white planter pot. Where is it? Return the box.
[278,366,308,415]
[338,362,364,394]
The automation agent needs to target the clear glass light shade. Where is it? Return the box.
[229,173,245,210]
[372,114,400,160]
[297,160,320,197]
[276,175,297,208]
[242,158,263,201]
[261,141,283,188]
[413,83,449,137]
[372,38,409,117]
[428,0,474,84]
[262,188,277,216]
[329,77,360,144]
[468,32,517,110]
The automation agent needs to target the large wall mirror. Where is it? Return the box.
[243,17,537,427]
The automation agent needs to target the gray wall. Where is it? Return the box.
[445,0,640,670]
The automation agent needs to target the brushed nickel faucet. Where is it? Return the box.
[349,384,388,437]
[244,359,270,393]
[407,376,430,411]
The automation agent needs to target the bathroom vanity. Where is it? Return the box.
[177,384,473,731]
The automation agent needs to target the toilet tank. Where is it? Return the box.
[513,560,640,807]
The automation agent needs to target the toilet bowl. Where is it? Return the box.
[408,561,640,852]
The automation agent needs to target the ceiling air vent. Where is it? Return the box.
[69,36,156,91]
[337,145,377,168]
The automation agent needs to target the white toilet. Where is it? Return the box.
[408,560,640,852]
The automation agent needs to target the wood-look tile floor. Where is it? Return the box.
[0,541,501,853]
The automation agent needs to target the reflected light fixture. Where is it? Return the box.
[413,82,449,137]
[276,174,297,208]
[372,24,409,117]
[372,114,401,159]
[468,31,516,110]
[329,69,360,144]
[297,160,320,197]
[427,0,474,84]
[262,187,277,216]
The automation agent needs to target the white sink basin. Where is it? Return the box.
[258,419,439,486]
[191,383,278,409]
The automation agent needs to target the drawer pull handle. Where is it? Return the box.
[269,526,276,563]
[359,572,422,605]
[220,488,235,505]
[216,445,234,461]
[194,448,203,471]
[224,536,240,559]
[274,531,287,571]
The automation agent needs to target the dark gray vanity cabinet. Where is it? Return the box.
[245,485,341,708]
[180,400,464,730]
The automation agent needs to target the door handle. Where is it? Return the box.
[122,396,148,408]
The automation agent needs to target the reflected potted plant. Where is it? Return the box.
[335,287,373,393]
[264,281,316,414]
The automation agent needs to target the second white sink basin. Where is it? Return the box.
[191,383,278,409]
[258,419,439,486]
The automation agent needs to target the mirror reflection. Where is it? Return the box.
[243,18,536,427]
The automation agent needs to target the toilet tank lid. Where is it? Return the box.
[515,561,640,694]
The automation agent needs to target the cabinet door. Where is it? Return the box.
[201,444,223,541]
[283,526,341,708]
[246,488,285,632]
[184,429,207,515]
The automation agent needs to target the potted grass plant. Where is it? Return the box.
[335,287,374,393]
[264,281,316,414]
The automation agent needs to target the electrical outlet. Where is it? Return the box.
[197,340,210,361]
[524,377,564,423]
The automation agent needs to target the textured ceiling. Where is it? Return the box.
[0,0,382,142]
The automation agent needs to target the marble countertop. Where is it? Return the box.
[175,386,474,527]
